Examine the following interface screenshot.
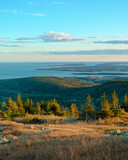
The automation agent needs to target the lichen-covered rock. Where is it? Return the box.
[0,138,10,144]
[109,129,121,135]
[26,126,34,129]
[105,129,128,136]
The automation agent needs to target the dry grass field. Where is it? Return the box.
[0,116,128,160]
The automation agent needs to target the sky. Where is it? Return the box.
[0,0,128,62]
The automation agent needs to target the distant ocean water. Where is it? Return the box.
[0,62,74,80]
[0,62,128,80]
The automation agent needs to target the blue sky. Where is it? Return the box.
[0,0,128,62]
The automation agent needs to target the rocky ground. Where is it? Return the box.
[0,119,128,147]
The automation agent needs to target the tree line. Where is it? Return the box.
[0,94,79,120]
[0,90,128,121]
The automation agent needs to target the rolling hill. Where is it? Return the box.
[0,76,128,110]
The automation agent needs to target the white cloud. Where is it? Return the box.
[38,31,88,42]
[16,37,34,40]
[94,39,128,44]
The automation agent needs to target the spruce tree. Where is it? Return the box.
[110,90,122,117]
[85,94,95,118]
[70,103,79,117]
[10,102,19,118]
[36,102,41,114]
[17,93,25,116]
[7,97,14,109]
[40,100,44,110]
[4,98,19,120]
[40,100,45,114]
[100,92,114,118]
[50,99,61,115]
[24,98,30,113]
[30,99,34,114]
[121,94,128,112]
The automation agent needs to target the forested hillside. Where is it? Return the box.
[0,77,97,107]
[0,77,128,109]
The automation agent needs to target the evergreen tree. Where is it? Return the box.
[46,99,61,115]
[110,90,122,117]
[24,98,30,113]
[121,94,128,112]
[30,99,34,114]
[24,98,34,114]
[100,92,114,118]
[50,99,61,115]
[40,100,46,113]
[4,98,19,120]
[36,102,41,114]
[85,94,95,117]
[7,97,14,109]
[16,93,25,116]
[70,103,79,117]
[10,102,19,118]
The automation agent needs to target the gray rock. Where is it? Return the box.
[40,127,44,130]
[26,126,34,129]
[0,138,10,144]
[109,129,121,135]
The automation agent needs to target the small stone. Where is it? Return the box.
[26,126,34,129]
[0,138,10,144]
[109,129,121,135]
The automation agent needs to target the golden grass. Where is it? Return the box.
[1,135,128,160]
[95,117,123,125]
[15,115,77,124]
[1,116,128,160]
